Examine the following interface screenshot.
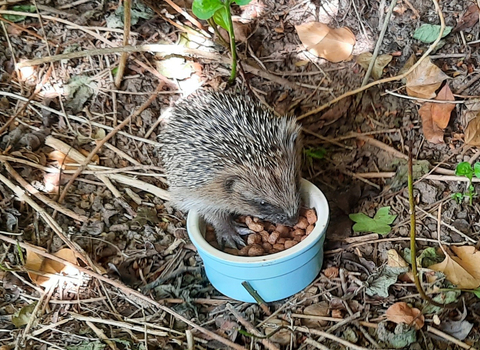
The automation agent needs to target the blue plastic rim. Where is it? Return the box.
[186,179,330,302]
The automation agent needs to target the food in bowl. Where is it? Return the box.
[204,208,317,257]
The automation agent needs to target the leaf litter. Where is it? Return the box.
[1,0,480,349]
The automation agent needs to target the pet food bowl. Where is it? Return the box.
[186,179,329,302]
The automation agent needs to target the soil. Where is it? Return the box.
[0,0,480,349]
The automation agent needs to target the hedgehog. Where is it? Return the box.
[158,90,303,248]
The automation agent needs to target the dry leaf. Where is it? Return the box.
[387,249,408,267]
[449,246,480,281]
[419,84,455,144]
[463,99,480,146]
[454,4,480,32]
[355,52,392,80]
[431,84,455,128]
[429,248,480,289]
[303,302,330,327]
[296,22,356,63]
[25,248,80,287]
[385,302,425,330]
[406,58,449,98]
[387,249,414,282]
[419,103,444,144]
[323,266,339,279]
[264,319,291,345]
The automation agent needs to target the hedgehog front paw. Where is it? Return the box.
[233,222,253,236]
[219,230,246,249]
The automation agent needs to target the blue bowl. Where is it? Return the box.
[186,179,329,302]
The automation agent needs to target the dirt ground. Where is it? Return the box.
[0,0,480,349]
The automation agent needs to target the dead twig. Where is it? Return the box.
[226,304,280,350]
[1,161,88,222]
[57,83,164,205]
[114,0,131,88]
[361,0,398,86]
[0,234,247,350]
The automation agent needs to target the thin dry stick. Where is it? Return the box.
[0,10,116,47]
[303,338,331,350]
[0,173,92,266]
[427,326,474,350]
[361,0,398,86]
[57,83,164,205]
[0,234,247,350]
[400,196,477,243]
[115,0,131,88]
[295,326,370,350]
[16,44,219,68]
[297,0,445,121]
[226,304,280,350]
[0,91,159,146]
[2,162,88,221]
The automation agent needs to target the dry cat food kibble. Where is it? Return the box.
[204,208,318,257]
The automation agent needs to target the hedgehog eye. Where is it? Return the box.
[260,200,266,206]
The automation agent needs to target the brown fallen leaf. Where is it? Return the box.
[264,319,291,345]
[25,248,80,287]
[355,52,392,80]
[418,84,456,144]
[385,302,425,330]
[419,103,444,144]
[387,249,414,282]
[302,302,330,327]
[463,99,480,146]
[454,4,480,32]
[296,22,356,63]
[406,58,449,99]
[429,247,480,289]
[449,246,480,281]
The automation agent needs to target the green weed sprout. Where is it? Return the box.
[454,162,480,205]
[192,0,252,84]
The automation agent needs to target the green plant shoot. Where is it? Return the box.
[454,162,480,205]
[192,0,253,83]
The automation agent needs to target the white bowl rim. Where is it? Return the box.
[186,179,329,265]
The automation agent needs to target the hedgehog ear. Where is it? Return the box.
[224,176,238,193]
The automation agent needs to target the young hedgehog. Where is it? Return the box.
[158,90,303,248]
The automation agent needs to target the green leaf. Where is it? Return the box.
[12,302,37,328]
[474,162,480,179]
[304,147,326,160]
[3,5,35,22]
[413,24,452,44]
[66,341,106,350]
[365,266,408,297]
[192,0,223,20]
[451,192,464,203]
[455,161,473,181]
[213,6,230,30]
[233,0,253,5]
[349,206,397,235]
[418,247,444,267]
[472,289,480,298]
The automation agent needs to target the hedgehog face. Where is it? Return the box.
[223,160,302,226]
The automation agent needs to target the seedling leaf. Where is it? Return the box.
[413,24,452,43]
[455,162,473,181]
[213,6,229,30]
[304,147,326,160]
[233,0,253,5]
[3,5,35,22]
[192,0,223,20]
[474,162,480,178]
[349,206,397,235]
